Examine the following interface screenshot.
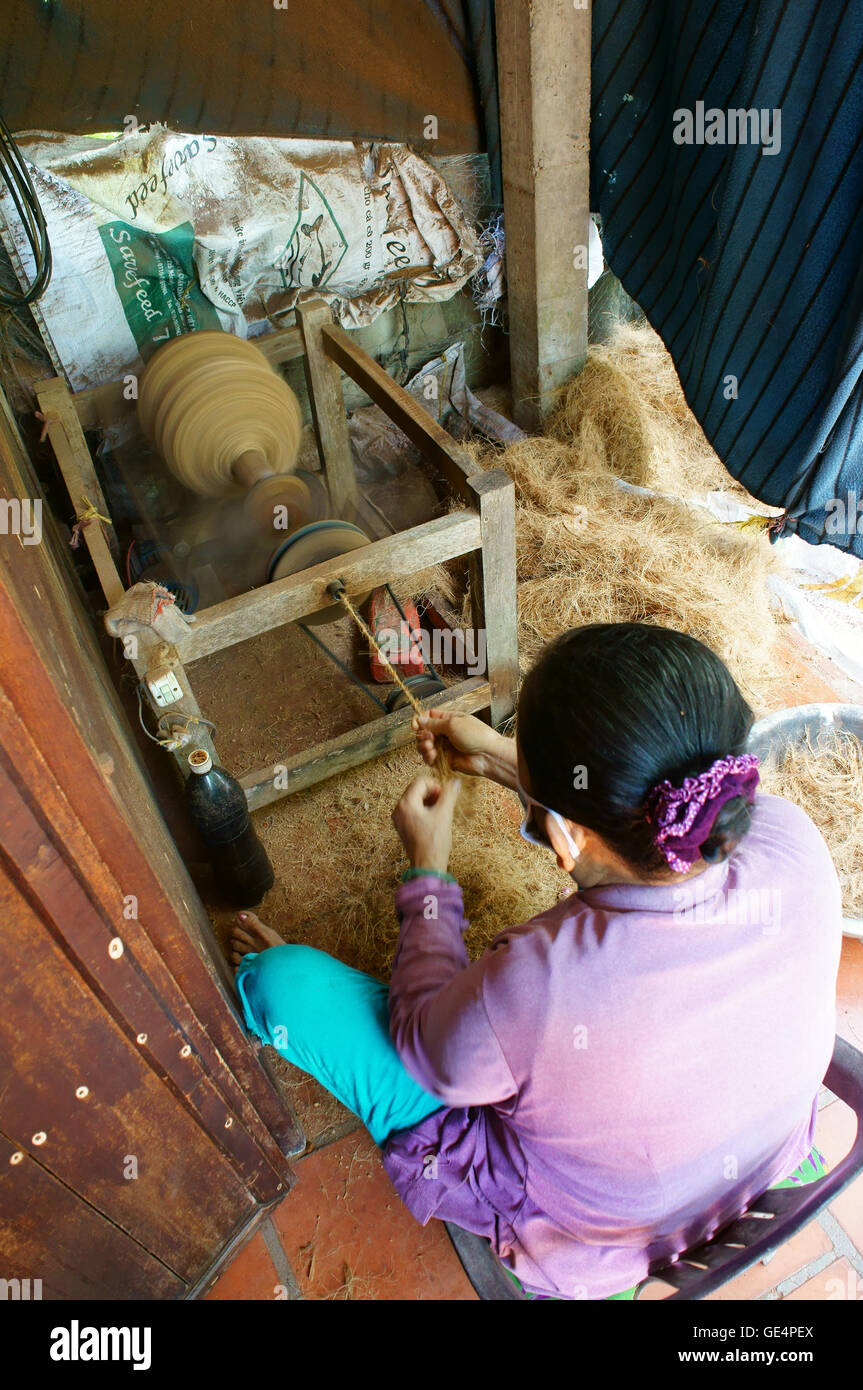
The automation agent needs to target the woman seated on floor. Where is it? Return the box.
[230,622,841,1300]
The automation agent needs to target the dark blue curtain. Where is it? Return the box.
[591,0,863,554]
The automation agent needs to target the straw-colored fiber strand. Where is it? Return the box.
[336,585,455,782]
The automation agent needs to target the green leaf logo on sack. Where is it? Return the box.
[275,173,348,291]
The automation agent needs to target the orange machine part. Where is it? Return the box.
[368,588,425,682]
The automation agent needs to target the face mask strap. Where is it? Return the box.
[517,782,581,861]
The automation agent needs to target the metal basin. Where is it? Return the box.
[748,703,863,939]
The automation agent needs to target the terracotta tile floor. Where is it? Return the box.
[205,631,862,1302]
[206,1127,477,1301]
[204,1021,862,1302]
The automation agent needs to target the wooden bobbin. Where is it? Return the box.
[138,331,303,497]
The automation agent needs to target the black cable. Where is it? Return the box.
[298,623,389,713]
[0,112,52,308]
[384,582,443,684]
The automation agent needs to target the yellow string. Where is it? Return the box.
[77,494,112,525]
[336,586,454,781]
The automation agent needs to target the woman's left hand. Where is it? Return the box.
[392,775,461,875]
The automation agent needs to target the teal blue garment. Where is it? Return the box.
[235,943,444,1146]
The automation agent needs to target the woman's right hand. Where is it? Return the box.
[413,709,517,786]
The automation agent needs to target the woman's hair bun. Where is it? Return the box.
[700,794,753,864]
[517,623,757,876]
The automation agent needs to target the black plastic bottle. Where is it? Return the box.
[185,748,275,906]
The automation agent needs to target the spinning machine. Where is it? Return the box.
[35,299,518,806]
[137,329,370,623]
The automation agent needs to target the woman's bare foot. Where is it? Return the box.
[229,911,284,968]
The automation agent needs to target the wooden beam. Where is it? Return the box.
[178,509,482,662]
[321,323,481,503]
[251,322,305,368]
[35,377,125,605]
[496,0,592,429]
[468,469,519,727]
[296,301,358,514]
[241,677,491,808]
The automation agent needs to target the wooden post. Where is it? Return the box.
[35,378,125,605]
[468,468,519,728]
[496,0,592,431]
[296,300,359,515]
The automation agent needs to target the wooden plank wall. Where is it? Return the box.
[2,0,482,151]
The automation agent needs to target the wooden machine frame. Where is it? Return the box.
[35,299,518,810]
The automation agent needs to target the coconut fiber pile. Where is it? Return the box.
[465,324,785,711]
[760,731,863,920]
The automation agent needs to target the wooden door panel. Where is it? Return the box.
[0,366,299,1295]
[0,744,291,1201]
[0,875,255,1280]
[0,521,302,1170]
[0,1133,185,1300]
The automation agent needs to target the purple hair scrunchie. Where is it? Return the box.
[647,754,760,874]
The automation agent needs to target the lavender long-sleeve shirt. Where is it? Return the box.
[382,794,842,1298]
